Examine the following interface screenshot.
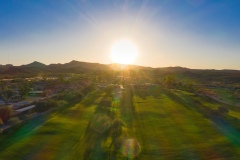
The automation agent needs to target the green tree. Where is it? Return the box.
[57,100,68,107]
[98,98,112,111]
[2,89,13,100]
[218,106,229,115]
[35,101,48,112]
[0,118,3,125]
[19,81,31,98]
[0,106,13,122]
[8,117,20,125]
[46,99,59,108]
[35,99,59,112]
[163,75,176,88]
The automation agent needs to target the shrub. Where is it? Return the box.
[35,101,48,112]
[35,99,60,112]
[0,106,13,122]
[76,92,85,99]
[0,118,3,125]
[58,100,68,107]
[46,99,59,108]
[100,98,112,107]
[8,117,20,125]
[19,114,29,121]
[163,75,176,88]
[218,106,229,115]
[56,91,85,102]
[99,98,112,110]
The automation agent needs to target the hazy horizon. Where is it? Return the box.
[1,59,240,71]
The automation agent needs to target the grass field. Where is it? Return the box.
[131,87,240,159]
[0,87,240,159]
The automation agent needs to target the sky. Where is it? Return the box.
[1,0,240,69]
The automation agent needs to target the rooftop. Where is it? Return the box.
[15,105,36,113]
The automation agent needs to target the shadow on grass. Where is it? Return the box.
[135,101,147,103]
[149,87,164,99]
[163,89,194,111]
[0,100,82,151]
[36,130,59,135]
[82,87,129,160]
[133,88,148,100]
[165,89,240,147]
[0,113,51,150]
[81,91,113,160]
[81,90,103,107]
[133,86,163,100]
[82,123,110,160]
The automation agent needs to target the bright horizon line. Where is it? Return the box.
[1,60,239,71]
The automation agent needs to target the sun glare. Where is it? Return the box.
[110,40,138,64]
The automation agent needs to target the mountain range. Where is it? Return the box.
[0,60,157,74]
[0,60,109,75]
[0,60,240,83]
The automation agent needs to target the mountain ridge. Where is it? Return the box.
[0,60,239,78]
[1,60,239,71]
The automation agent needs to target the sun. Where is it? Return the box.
[110,39,138,64]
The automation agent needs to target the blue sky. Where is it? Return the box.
[1,0,240,69]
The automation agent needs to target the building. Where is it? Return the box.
[28,91,46,97]
[0,100,5,106]
[12,101,31,110]
[15,105,36,115]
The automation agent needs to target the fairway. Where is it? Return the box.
[131,87,240,159]
[1,87,240,159]
[0,90,105,160]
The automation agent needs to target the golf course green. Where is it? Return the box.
[0,86,240,160]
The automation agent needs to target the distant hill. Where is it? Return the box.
[0,60,111,75]
[1,66,27,75]
[0,64,13,72]
[62,60,110,70]
[0,60,240,83]
[21,61,46,68]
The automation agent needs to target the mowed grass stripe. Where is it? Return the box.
[1,88,240,160]
[132,87,240,159]
[0,90,105,160]
[171,90,240,147]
